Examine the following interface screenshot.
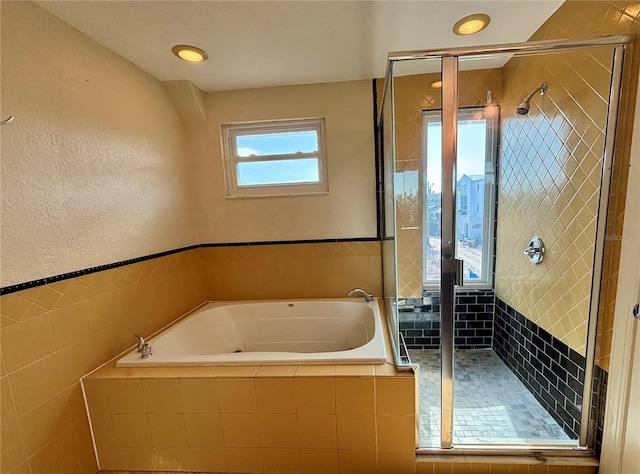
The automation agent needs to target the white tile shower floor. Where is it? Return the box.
[409,348,577,447]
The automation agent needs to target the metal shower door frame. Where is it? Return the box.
[383,34,631,451]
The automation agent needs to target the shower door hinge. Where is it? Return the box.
[454,258,464,286]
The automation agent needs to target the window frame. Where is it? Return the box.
[422,106,498,290]
[221,117,328,198]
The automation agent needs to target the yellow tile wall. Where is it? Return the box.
[496,46,614,356]
[201,241,382,300]
[501,0,640,367]
[0,241,383,474]
[0,249,205,474]
[378,69,503,297]
[83,362,417,474]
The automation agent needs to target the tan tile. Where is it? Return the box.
[377,415,416,450]
[336,414,375,450]
[334,364,374,376]
[225,447,263,473]
[295,365,335,376]
[49,300,92,350]
[9,353,66,415]
[0,292,48,321]
[16,286,64,311]
[297,414,337,449]
[153,446,191,471]
[256,377,296,413]
[433,462,453,474]
[112,413,152,447]
[260,414,299,448]
[72,419,94,462]
[257,365,298,377]
[217,378,257,413]
[378,450,416,474]
[90,414,117,449]
[107,379,145,413]
[82,378,110,414]
[179,377,219,413]
[79,450,98,474]
[184,414,224,448]
[299,448,338,474]
[337,448,377,474]
[1,313,56,373]
[87,290,121,333]
[376,377,415,415]
[489,464,511,474]
[28,428,80,474]
[218,365,260,377]
[1,376,18,427]
[0,421,28,473]
[125,447,156,470]
[95,446,127,470]
[294,377,335,414]
[468,463,491,474]
[148,413,187,447]
[221,414,262,447]
[189,447,227,472]
[416,461,435,474]
[142,378,182,413]
[335,377,374,414]
[263,448,301,474]
[452,461,475,473]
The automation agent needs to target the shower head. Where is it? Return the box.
[516,83,547,115]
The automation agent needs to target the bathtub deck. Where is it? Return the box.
[409,348,575,447]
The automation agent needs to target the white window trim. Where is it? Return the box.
[422,106,498,290]
[221,117,328,198]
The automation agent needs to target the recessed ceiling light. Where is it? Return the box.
[171,45,209,63]
[453,14,491,35]
[430,80,442,89]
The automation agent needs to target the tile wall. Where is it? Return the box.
[0,241,382,474]
[496,45,614,357]
[83,362,417,474]
[493,298,586,439]
[200,241,382,301]
[399,290,494,350]
[526,0,640,373]
[0,249,205,474]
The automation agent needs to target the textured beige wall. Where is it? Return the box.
[0,1,198,288]
[189,81,376,243]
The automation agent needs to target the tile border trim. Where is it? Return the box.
[0,237,380,295]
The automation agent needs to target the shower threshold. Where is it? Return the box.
[409,348,577,447]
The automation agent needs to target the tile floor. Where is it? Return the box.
[409,348,577,447]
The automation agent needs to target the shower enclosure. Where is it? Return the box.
[377,35,631,453]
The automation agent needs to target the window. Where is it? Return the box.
[422,106,498,288]
[221,118,328,198]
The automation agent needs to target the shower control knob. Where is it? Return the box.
[523,236,545,264]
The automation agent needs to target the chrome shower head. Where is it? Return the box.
[516,83,547,115]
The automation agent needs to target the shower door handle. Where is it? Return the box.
[454,258,464,286]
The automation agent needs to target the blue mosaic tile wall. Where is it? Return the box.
[399,289,494,350]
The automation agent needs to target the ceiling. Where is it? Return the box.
[36,1,564,92]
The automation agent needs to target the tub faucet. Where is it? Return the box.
[134,334,152,359]
[347,288,374,302]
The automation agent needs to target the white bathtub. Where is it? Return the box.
[116,298,387,366]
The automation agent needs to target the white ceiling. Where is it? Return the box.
[36,1,564,92]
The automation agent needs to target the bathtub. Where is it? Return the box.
[116,298,387,366]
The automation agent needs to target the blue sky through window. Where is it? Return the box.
[236,130,318,157]
[426,119,487,193]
